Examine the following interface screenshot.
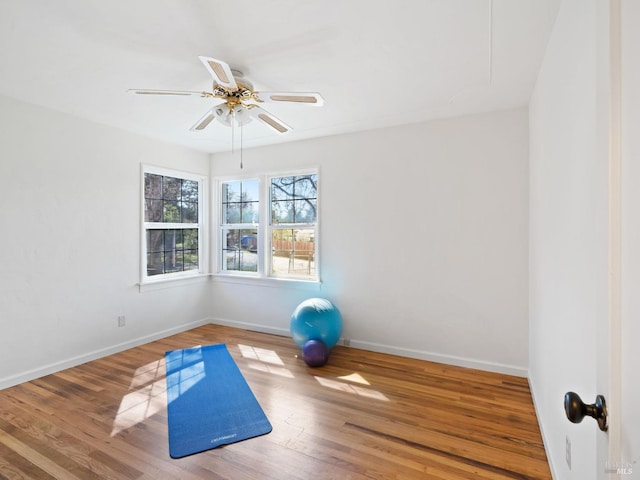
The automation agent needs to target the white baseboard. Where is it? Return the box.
[346,339,528,377]
[210,317,290,338]
[209,317,528,377]
[0,317,211,391]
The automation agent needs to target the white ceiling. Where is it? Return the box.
[0,0,560,153]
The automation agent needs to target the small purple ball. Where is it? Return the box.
[302,339,329,367]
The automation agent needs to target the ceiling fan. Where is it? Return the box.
[129,56,324,135]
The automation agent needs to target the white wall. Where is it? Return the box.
[529,0,610,478]
[0,95,211,388]
[210,108,530,376]
[0,97,529,388]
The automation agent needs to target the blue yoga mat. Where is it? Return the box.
[165,344,272,458]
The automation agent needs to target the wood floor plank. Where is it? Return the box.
[0,325,551,479]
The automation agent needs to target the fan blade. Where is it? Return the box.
[254,91,324,106]
[249,106,292,134]
[198,56,238,91]
[128,89,209,97]
[190,108,217,132]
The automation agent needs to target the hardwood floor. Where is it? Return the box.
[0,325,551,479]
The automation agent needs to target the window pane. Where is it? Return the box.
[145,174,163,199]
[147,230,163,252]
[145,173,199,225]
[163,176,181,201]
[183,229,198,249]
[222,179,259,224]
[145,199,163,222]
[271,176,293,200]
[223,181,241,203]
[184,250,199,270]
[165,250,182,273]
[163,229,177,254]
[224,203,241,224]
[145,174,163,222]
[181,180,199,203]
[163,201,180,222]
[146,228,199,276]
[294,199,317,223]
[271,228,315,277]
[147,252,164,276]
[223,201,258,224]
[271,200,294,223]
[294,175,317,197]
[243,180,259,203]
[271,175,317,224]
[241,201,259,223]
[180,201,198,223]
[222,228,258,272]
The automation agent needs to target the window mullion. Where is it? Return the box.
[145,222,198,229]
[258,176,267,276]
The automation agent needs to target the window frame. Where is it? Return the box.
[267,173,318,279]
[214,168,319,283]
[219,178,261,276]
[140,164,207,285]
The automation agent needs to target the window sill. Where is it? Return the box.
[211,273,323,291]
[138,273,210,292]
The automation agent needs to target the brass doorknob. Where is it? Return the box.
[564,392,608,432]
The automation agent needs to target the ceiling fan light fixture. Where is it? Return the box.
[214,104,253,127]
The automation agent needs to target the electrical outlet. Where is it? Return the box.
[342,338,351,347]
[566,435,571,470]
[117,315,126,327]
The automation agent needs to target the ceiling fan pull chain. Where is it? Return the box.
[231,108,235,163]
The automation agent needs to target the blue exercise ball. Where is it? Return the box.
[290,298,343,349]
[302,339,329,367]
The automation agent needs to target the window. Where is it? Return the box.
[217,171,318,280]
[142,167,205,281]
[220,179,259,273]
[270,174,317,277]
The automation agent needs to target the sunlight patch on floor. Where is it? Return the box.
[238,344,285,366]
[247,360,295,378]
[112,358,167,436]
[112,348,207,437]
[338,372,370,385]
[315,376,389,401]
[129,358,165,389]
[238,343,295,378]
